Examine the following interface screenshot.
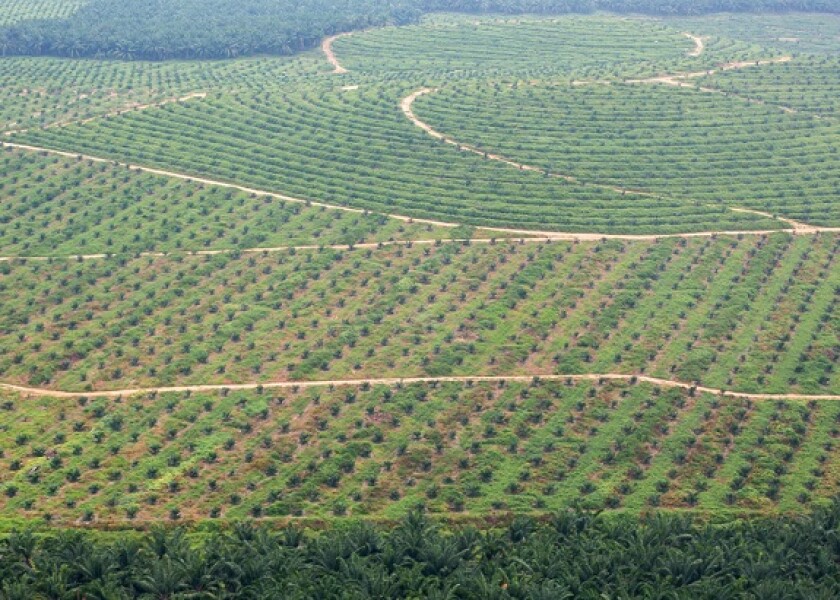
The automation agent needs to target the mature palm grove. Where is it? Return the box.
[5,507,840,598]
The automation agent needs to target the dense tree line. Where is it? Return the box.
[0,0,837,61]
[4,506,840,598]
[0,0,421,60]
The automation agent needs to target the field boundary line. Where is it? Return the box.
[2,374,838,401]
[4,141,840,242]
[622,56,835,120]
[2,92,208,137]
[0,238,549,262]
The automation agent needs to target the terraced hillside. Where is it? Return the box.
[0,149,464,256]
[9,14,812,234]
[664,13,840,56]
[696,55,840,116]
[410,80,840,226]
[329,15,745,77]
[0,54,325,134]
[2,10,840,529]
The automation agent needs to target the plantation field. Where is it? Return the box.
[0,149,466,256]
[696,55,840,116]
[2,9,840,530]
[0,54,325,134]
[16,83,781,234]
[0,233,837,395]
[3,379,840,526]
[411,80,840,226]
[664,13,840,55]
[0,0,86,26]
[328,15,754,78]
[9,13,839,232]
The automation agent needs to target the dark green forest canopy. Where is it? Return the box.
[5,506,840,598]
[1,0,838,60]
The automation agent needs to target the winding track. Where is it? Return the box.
[322,32,351,74]
[2,374,838,401]
[399,83,838,236]
[683,32,706,57]
[3,92,207,137]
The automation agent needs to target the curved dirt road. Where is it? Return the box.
[2,373,838,401]
[322,33,351,74]
[400,83,833,235]
[683,32,705,57]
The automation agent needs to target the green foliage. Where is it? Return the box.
[5,505,840,597]
[1,0,838,60]
[415,79,840,226]
[1,380,839,523]
[0,0,85,26]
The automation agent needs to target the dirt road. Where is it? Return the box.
[2,373,837,401]
[322,33,351,74]
[683,32,705,57]
[3,92,207,137]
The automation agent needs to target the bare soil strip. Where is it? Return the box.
[1,140,460,230]
[401,87,665,200]
[625,56,792,87]
[683,32,706,57]
[624,57,819,118]
[731,208,821,233]
[2,374,838,401]
[322,33,351,74]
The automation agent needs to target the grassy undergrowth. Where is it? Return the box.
[0,233,837,395]
[2,379,840,525]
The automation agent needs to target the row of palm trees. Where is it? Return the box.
[4,504,840,598]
